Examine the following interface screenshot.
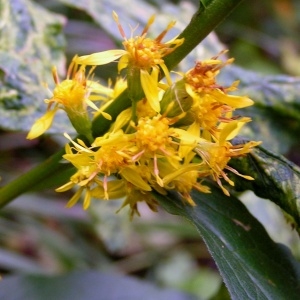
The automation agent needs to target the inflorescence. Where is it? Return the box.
[27,12,260,217]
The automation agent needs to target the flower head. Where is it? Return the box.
[27,58,110,141]
[74,12,184,112]
[34,11,261,217]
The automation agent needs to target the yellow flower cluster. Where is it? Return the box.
[27,12,260,217]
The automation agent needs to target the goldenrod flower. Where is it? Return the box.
[75,12,184,112]
[195,121,261,195]
[180,54,254,140]
[27,59,111,141]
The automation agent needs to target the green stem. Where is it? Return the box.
[164,0,244,70]
[0,0,243,208]
[0,148,65,209]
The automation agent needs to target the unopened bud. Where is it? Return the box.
[161,80,193,118]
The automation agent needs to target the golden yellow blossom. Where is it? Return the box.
[27,58,111,141]
[195,121,261,195]
[75,12,184,112]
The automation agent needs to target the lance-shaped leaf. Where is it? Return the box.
[154,188,300,299]
[229,138,300,229]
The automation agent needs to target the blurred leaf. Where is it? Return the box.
[88,199,131,253]
[230,139,300,229]
[4,193,86,220]
[220,65,300,154]
[155,188,300,300]
[0,249,46,274]
[0,0,72,133]
[0,270,197,300]
[210,282,231,300]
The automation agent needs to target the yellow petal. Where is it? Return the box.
[91,180,127,199]
[218,121,238,144]
[56,181,75,192]
[83,191,91,210]
[110,108,132,132]
[173,128,202,145]
[178,122,200,158]
[118,54,129,73]
[211,90,254,108]
[63,133,92,153]
[63,153,92,167]
[162,163,203,185]
[26,108,58,140]
[160,63,172,86]
[75,50,126,65]
[140,70,160,112]
[65,187,85,208]
[120,167,152,191]
[218,120,249,144]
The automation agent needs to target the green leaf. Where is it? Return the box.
[0,271,197,300]
[229,139,300,229]
[0,0,71,133]
[155,188,300,300]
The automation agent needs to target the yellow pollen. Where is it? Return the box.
[208,145,231,172]
[52,80,86,109]
[136,116,171,152]
[94,146,130,175]
[192,98,229,132]
[124,37,165,69]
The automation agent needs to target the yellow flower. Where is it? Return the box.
[27,58,111,141]
[51,38,260,216]
[180,54,254,141]
[195,121,261,195]
[184,53,253,108]
[75,12,184,112]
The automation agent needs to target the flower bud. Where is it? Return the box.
[160,80,193,118]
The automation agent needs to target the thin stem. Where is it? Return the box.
[164,0,244,70]
[0,148,65,209]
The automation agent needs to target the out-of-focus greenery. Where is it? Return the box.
[215,0,300,76]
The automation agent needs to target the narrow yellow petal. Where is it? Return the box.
[163,163,202,185]
[85,98,99,111]
[218,120,249,144]
[120,167,152,191]
[218,121,238,144]
[26,108,58,140]
[63,133,92,153]
[140,70,160,112]
[65,187,84,208]
[56,181,75,192]
[83,191,91,210]
[118,54,129,73]
[75,50,126,65]
[160,63,172,86]
[211,90,254,108]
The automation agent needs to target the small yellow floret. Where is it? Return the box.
[135,116,171,153]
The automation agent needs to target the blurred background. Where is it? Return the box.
[0,0,299,299]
